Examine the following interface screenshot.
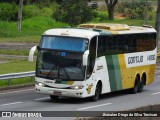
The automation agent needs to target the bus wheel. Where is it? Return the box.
[91,83,101,101]
[138,80,144,93]
[131,77,140,94]
[50,95,59,100]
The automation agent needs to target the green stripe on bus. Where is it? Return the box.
[112,55,122,90]
[106,55,117,91]
[99,31,112,36]
[106,55,122,91]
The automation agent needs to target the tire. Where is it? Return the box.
[90,83,101,101]
[50,95,59,100]
[138,80,144,93]
[131,77,140,94]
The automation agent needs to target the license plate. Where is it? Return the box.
[53,91,61,96]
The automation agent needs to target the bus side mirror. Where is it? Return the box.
[28,46,37,62]
[83,50,89,66]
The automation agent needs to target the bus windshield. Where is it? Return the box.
[36,36,88,81]
[41,36,87,52]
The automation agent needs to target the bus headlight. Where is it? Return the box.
[70,85,84,90]
[36,81,45,87]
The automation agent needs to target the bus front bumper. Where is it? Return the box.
[35,85,84,98]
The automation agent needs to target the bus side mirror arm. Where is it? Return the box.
[28,46,37,62]
[83,50,89,66]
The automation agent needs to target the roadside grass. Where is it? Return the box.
[0,36,40,43]
[0,77,34,88]
[0,49,37,56]
[0,60,36,88]
[0,50,30,56]
[0,16,68,38]
[0,60,36,74]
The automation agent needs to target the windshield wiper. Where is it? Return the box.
[45,56,70,80]
[56,58,70,80]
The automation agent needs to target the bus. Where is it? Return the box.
[28,23,157,101]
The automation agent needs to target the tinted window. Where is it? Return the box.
[41,36,87,52]
[87,37,97,78]
[97,33,156,57]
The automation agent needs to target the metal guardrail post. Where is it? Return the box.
[0,71,35,87]
[31,76,34,82]
[8,79,11,86]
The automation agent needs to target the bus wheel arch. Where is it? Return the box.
[90,80,102,101]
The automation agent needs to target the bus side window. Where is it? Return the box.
[87,37,97,78]
[97,36,106,57]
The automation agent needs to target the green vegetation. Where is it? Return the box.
[23,5,40,19]
[0,77,34,87]
[93,11,108,22]
[0,36,40,43]
[0,60,36,88]
[116,1,154,20]
[0,14,156,39]
[0,16,68,38]
[54,0,97,25]
[0,60,35,74]
[0,3,18,21]
[0,50,29,56]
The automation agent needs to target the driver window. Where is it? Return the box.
[87,37,97,78]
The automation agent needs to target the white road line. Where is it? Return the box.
[34,97,50,101]
[0,102,22,107]
[156,71,160,74]
[157,76,160,78]
[0,89,34,95]
[151,92,160,95]
[77,103,112,111]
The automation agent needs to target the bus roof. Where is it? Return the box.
[43,23,156,39]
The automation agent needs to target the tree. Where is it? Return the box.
[105,0,118,20]
[53,0,97,25]
[17,0,23,32]
[155,0,160,48]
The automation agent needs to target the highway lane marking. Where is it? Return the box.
[0,102,22,107]
[77,103,112,111]
[151,92,160,95]
[0,88,34,95]
[35,97,50,101]
[157,76,160,78]
[155,71,160,74]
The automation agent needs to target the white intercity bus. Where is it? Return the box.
[29,23,157,101]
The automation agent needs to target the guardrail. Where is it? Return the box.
[0,71,35,86]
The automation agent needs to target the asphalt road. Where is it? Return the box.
[0,66,160,119]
